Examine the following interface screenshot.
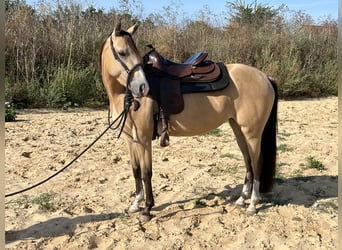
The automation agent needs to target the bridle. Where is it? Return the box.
[107,33,142,136]
[109,34,144,89]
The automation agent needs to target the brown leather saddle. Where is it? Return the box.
[143,45,231,146]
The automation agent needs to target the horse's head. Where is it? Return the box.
[107,21,149,97]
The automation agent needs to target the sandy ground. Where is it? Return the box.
[5,97,338,249]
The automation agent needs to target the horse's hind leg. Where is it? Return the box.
[229,119,263,215]
[244,138,262,215]
[228,119,253,206]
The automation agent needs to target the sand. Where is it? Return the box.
[5,97,338,249]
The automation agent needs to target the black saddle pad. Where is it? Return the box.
[180,62,230,93]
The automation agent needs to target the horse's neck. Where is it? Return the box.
[106,78,127,115]
[109,91,125,112]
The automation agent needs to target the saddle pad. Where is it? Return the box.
[180,63,230,93]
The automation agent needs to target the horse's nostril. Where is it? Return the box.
[140,83,150,96]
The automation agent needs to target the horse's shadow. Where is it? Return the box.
[265,175,338,206]
[5,213,120,244]
[153,175,338,213]
[6,175,337,243]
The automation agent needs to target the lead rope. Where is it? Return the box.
[5,91,137,198]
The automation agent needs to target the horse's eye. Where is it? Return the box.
[118,51,126,57]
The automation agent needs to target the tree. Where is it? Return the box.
[226,0,285,27]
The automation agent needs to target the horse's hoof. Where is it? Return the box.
[128,206,141,214]
[139,214,152,223]
[160,140,169,147]
[242,191,251,199]
[246,207,257,216]
[235,197,245,207]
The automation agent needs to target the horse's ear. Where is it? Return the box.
[114,20,122,36]
[127,22,140,36]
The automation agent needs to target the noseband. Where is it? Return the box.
[109,34,143,89]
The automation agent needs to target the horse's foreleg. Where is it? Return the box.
[126,138,145,214]
[141,165,154,218]
[125,98,155,220]
[128,165,144,213]
[140,144,154,218]
[126,138,154,219]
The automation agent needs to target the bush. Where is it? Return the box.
[48,65,99,108]
[4,0,337,107]
[5,102,17,122]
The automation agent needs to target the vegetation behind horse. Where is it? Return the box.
[5,0,337,108]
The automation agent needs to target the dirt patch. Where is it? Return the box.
[5,97,338,249]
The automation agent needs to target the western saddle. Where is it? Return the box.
[143,45,230,147]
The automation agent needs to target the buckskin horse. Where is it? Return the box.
[100,21,278,220]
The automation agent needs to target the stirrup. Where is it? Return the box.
[160,114,169,147]
[160,129,169,147]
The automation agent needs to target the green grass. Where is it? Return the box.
[277,162,289,167]
[220,153,239,159]
[306,156,326,171]
[31,192,57,211]
[193,199,207,207]
[204,128,222,137]
[277,144,293,152]
[277,131,291,141]
[208,163,241,176]
[195,163,208,168]
[293,168,305,177]
[7,192,60,212]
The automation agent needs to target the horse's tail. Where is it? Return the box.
[259,77,278,193]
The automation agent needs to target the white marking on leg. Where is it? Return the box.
[129,189,144,213]
[242,182,252,199]
[235,182,251,206]
[235,196,245,206]
[247,180,261,215]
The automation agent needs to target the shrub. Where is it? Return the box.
[5,102,17,122]
[48,65,98,108]
[4,0,337,107]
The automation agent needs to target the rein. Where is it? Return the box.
[5,89,140,198]
[5,35,142,198]
[5,102,131,198]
